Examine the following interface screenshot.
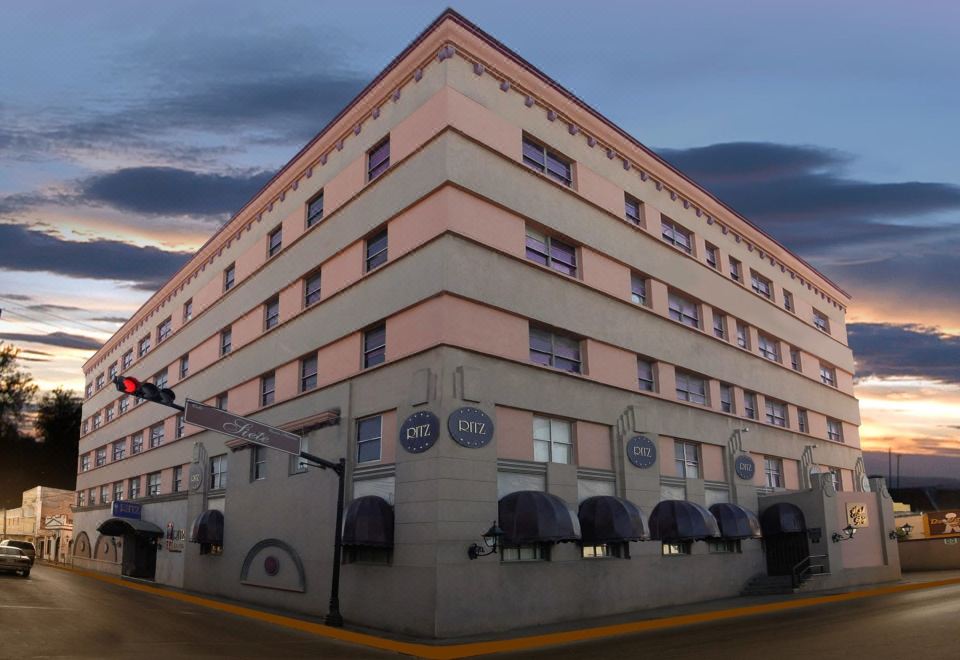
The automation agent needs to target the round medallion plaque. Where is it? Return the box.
[734,455,756,481]
[625,435,657,469]
[447,407,494,448]
[189,463,204,491]
[399,411,440,454]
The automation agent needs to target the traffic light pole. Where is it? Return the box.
[299,451,346,628]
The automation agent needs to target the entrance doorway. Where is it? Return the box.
[123,534,158,580]
[764,532,809,575]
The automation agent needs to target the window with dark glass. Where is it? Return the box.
[751,270,773,299]
[129,477,140,499]
[529,326,581,373]
[304,271,322,306]
[783,290,794,313]
[112,440,125,461]
[147,472,161,496]
[252,446,267,481]
[261,372,275,407]
[138,336,150,357]
[363,323,386,368]
[501,544,548,562]
[179,354,189,379]
[301,354,318,391]
[662,541,692,556]
[624,194,642,225]
[173,466,183,492]
[85,382,93,399]
[674,441,700,478]
[367,137,390,181]
[132,432,143,454]
[119,397,129,414]
[210,454,228,489]
[183,298,193,322]
[705,243,719,269]
[157,317,172,343]
[661,218,693,254]
[820,363,837,387]
[93,413,101,429]
[96,373,105,390]
[365,229,388,271]
[357,415,382,463]
[224,263,236,291]
[154,368,168,390]
[729,257,743,283]
[108,362,118,380]
[813,309,830,333]
[88,488,96,506]
[95,447,106,467]
[675,371,707,405]
[264,296,280,330]
[713,313,727,340]
[631,272,647,305]
[827,418,843,442]
[216,393,228,411]
[525,227,577,277]
[744,391,757,420]
[736,321,750,349]
[637,358,655,391]
[220,328,232,356]
[583,543,629,558]
[105,406,114,422]
[668,292,700,328]
[720,383,734,413]
[765,399,787,427]
[522,135,572,186]
[790,348,801,371]
[829,467,843,492]
[764,457,783,488]
[113,481,123,502]
[149,423,164,448]
[758,333,780,362]
[176,414,185,439]
[267,226,282,258]
[708,539,741,554]
[307,190,324,228]
[798,409,809,433]
[122,350,133,370]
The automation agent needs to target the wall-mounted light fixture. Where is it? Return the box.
[889,522,914,540]
[468,521,504,560]
[832,525,857,542]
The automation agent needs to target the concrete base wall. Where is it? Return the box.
[899,539,960,571]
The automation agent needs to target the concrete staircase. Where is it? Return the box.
[740,574,797,596]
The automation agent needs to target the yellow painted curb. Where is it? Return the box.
[49,564,960,659]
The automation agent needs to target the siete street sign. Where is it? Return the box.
[184,399,301,455]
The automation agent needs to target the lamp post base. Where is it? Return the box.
[325,611,344,627]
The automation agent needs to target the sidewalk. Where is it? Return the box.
[46,563,960,659]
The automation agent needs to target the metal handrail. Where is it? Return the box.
[791,554,828,588]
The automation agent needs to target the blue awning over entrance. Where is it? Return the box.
[648,500,720,541]
[709,503,762,540]
[578,496,647,543]
[499,490,580,545]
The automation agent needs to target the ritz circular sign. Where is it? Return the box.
[734,455,756,481]
[448,407,494,448]
[626,435,657,469]
[399,411,440,454]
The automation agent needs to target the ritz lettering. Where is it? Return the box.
[737,461,754,473]
[406,424,433,440]
[632,445,654,458]
[458,419,486,435]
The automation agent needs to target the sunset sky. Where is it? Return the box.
[1,1,958,473]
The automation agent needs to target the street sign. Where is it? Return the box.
[184,399,301,455]
[112,500,142,520]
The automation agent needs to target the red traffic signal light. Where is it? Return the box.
[117,376,140,395]
[112,375,181,410]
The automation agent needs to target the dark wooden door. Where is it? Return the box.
[764,532,809,575]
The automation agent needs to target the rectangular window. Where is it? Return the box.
[149,423,164,448]
[637,358,655,392]
[751,270,773,299]
[525,226,578,277]
[154,368,168,390]
[77,491,85,507]
[674,440,700,478]
[304,271,322,306]
[675,371,707,405]
[267,226,282,257]
[522,135,572,186]
[122,350,133,370]
[729,257,743,283]
[252,446,267,481]
[829,467,843,492]
[175,414,185,439]
[264,296,280,330]
[300,354,318,391]
[813,309,830,333]
[183,298,193,322]
[96,373,105,390]
[662,541,692,556]
[783,290,794,313]
[105,407,114,422]
[129,477,140,499]
[216,393,228,410]
[764,457,784,488]
[661,217,693,254]
[765,399,788,427]
[365,228,388,271]
[147,472,161,496]
[798,409,809,434]
[501,544,547,562]
[367,137,390,181]
[624,194,642,225]
[179,354,189,379]
[93,413,101,429]
[88,488,96,506]
[533,416,573,464]
[224,263,236,292]
[95,447,106,467]
[112,440,125,461]
[108,362,118,380]
[720,383,734,414]
[708,540,741,554]
[529,326,582,373]
[173,466,183,493]
[119,397,129,414]
[82,420,88,434]
[705,243,719,269]
[357,415,382,464]
[736,321,750,349]
[758,334,780,362]
[630,272,647,305]
[210,454,228,489]
[307,190,324,228]
[827,418,843,442]
[85,383,93,399]
[363,323,386,368]
[220,328,232,356]
[157,317,172,343]
[820,363,837,387]
[131,432,143,454]
[790,348,801,371]
[138,336,150,357]
[113,482,123,502]
[261,372,275,407]
[744,391,757,420]
[668,292,700,328]
[713,313,727,340]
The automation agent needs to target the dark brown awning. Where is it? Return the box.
[190,509,224,545]
[760,502,807,535]
[648,500,720,542]
[709,503,762,540]
[342,496,394,548]
[97,518,164,537]
[578,496,647,543]
[498,490,580,545]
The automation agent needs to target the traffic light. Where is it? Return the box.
[113,376,180,409]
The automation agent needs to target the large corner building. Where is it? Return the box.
[72,11,899,637]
